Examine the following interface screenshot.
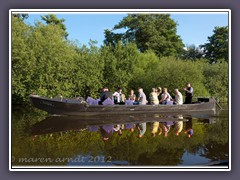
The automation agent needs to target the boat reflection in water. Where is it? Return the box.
[31,113,190,139]
[29,112,228,167]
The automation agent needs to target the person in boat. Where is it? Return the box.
[99,87,113,105]
[173,89,183,105]
[159,87,172,104]
[128,89,136,102]
[183,82,193,104]
[136,122,146,138]
[113,87,126,104]
[149,88,159,105]
[137,87,147,105]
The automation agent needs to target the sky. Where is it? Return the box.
[23,11,229,47]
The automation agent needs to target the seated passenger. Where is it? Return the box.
[137,88,147,105]
[159,87,172,104]
[173,89,183,105]
[99,87,113,104]
[128,89,136,102]
[113,87,126,104]
[149,88,160,105]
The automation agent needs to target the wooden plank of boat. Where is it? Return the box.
[29,95,216,116]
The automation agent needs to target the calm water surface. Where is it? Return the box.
[11,108,229,167]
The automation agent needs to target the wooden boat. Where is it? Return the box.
[29,95,217,116]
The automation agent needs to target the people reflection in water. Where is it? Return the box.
[113,124,123,135]
[151,122,160,137]
[174,120,183,136]
[184,117,194,138]
[124,123,135,132]
[99,125,114,141]
[175,115,183,136]
[161,121,174,137]
[87,125,99,132]
[136,122,146,138]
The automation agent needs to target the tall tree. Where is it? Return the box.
[104,14,184,58]
[13,14,29,20]
[200,26,228,63]
[182,44,203,60]
[41,14,69,39]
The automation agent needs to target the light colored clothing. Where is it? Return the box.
[151,122,160,134]
[175,121,183,134]
[175,92,183,105]
[138,91,147,105]
[138,123,146,136]
[113,92,125,103]
[149,92,159,105]
[160,92,172,104]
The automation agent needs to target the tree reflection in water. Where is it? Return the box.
[12,110,229,166]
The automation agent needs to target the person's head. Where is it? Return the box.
[130,89,134,94]
[186,83,191,87]
[118,87,122,92]
[187,129,193,138]
[138,87,143,93]
[152,88,156,92]
[103,87,109,92]
[130,128,134,132]
[138,134,143,138]
[163,87,168,93]
[174,89,179,95]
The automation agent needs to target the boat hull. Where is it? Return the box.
[29,95,216,116]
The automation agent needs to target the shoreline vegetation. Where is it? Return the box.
[12,14,228,106]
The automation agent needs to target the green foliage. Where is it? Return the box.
[104,14,184,58]
[41,14,69,39]
[131,54,210,98]
[203,61,228,101]
[13,14,29,20]
[100,42,139,92]
[182,44,203,60]
[200,26,229,63]
[11,15,229,106]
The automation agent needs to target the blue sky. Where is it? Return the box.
[24,12,229,47]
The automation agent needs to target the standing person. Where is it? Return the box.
[173,89,183,105]
[113,87,126,104]
[99,87,113,104]
[149,88,160,105]
[128,89,136,102]
[183,83,193,104]
[137,87,147,105]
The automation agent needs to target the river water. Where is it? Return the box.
[11,107,229,169]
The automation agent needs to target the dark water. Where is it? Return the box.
[11,108,229,168]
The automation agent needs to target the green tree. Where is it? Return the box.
[104,14,184,58]
[203,61,228,101]
[200,26,228,63]
[13,14,29,20]
[41,14,69,39]
[182,44,203,60]
[100,42,139,92]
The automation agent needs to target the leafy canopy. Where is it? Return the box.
[104,14,184,58]
[200,26,228,63]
